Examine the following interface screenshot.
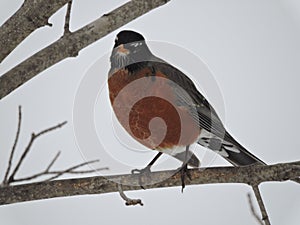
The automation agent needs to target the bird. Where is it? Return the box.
[107,30,265,189]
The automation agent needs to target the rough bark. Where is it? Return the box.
[0,162,299,206]
[0,0,69,62]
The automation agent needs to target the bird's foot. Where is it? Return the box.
[131,166,152,189]
[178,164,191,192]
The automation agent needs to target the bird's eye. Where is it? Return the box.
[115,36,118,43]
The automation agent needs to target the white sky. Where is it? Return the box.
[1,0,300,225]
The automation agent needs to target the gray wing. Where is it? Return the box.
[149,60,265,166]
[149,60,227,139]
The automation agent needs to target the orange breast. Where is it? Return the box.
[108,68,200,150]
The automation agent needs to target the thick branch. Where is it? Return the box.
[0,0,170,100]
[0,161,299,206]
[0,0,69,62]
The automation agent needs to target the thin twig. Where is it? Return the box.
[12,158,107,183]
[2,106,22,185]
[35,121,67,138]
[46,151,61,171]
[252,185,271,225]
[12,171,46,183]
[248,193,264,225]
[64,0,73,34]
[44,159,107,182]
[57,167,109,174]
[10,151,62,182]
[118,183,143,206]
[7,121,67,184]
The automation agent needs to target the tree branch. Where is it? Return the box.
[0,0,69,63]
[10,154,108,183]
[1,106,107,189]
[118,183,143,206]
[247,193,264,225]
[252,185,271,225]
[7,121,67,184]
[2,106,22,185]
[0,0,171,100]
[63,0,73,34]
[0,161,299,206]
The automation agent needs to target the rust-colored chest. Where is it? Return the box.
[108,68,200,150]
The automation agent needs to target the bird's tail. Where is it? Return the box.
[197,129,266,166]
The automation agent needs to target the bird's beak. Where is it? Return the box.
[116,44,130,55]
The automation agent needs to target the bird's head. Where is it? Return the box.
[110,30,152,70]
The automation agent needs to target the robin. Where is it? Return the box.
[108,30,265,189]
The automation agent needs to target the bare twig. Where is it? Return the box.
[1,107,107,188]
[247,193,264,225]
[0,0,171,100]
[64,0,73,34]
[12,151,62,182]
[46,151,62,171]
[2,106,22,185]
[252,185,271,225]
[43,159,107,182]
[7,121,67,184]
[118,183,143,206]
[9,151,62,183]
[12,157,108,183]
[35,121,67,137]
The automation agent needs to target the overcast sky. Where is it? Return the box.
[1,0,300,225]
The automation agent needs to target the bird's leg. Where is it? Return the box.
[132,152,162,174]
[131,152,163,189]
[179,145,192,192]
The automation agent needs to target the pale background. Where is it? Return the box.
[0,0,300,224]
